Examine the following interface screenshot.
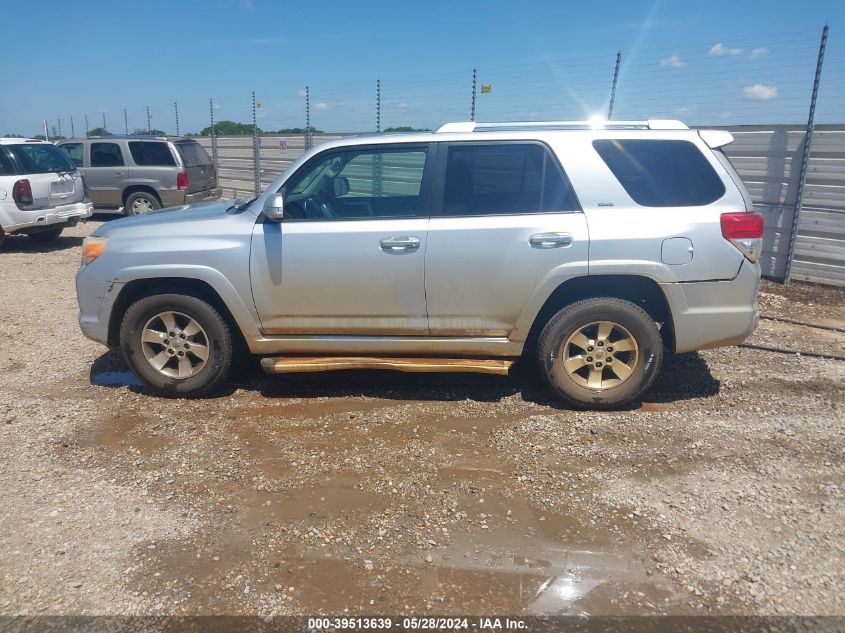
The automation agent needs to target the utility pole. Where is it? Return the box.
[608,50,622,120]
[784,24,829,283]
[70,116,75,138]
[470,67,477,121]
[124,108,128,134]
[376,79,381,133]
[174,101,180,136]
[305,86,311,150]
[57,119,62,138]
[101,112,107,133]
[146,106,151,134]
[252,91,260,197]
[84,114,89,138]
[43,120,50,141]
[209,98,218,169]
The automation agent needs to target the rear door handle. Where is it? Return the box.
[529,232,573,249]
[114,171,124,177]
[380,236,421,252]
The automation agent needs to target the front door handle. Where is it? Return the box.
[529,232,573,249]
[380,236,421,253]
[114,171,124,177]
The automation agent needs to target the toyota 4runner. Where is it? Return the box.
[76,120,763,409]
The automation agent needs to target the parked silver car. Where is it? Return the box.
[57,136,221,214]
[76,120,763,409]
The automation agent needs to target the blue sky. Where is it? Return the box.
[1,0,843,135]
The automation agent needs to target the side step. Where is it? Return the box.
[260,356,514,376]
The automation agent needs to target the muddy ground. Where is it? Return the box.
[0,220,843,618]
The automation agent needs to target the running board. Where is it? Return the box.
[260,356,514,376]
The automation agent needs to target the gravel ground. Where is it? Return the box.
[0,219,843,618]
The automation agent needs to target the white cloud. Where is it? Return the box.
[709,42,742,56]
[675,105,697,115]
[742,84,778,100]
[296,89,307,97]
[660,54,684,69]
[213,103,222,110]
[396,102,409,109]
[751,47,769,60]
[314,102,330,111]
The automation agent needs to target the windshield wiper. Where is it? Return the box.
[226,197,255,214]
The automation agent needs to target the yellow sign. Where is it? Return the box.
[480,84,492,94]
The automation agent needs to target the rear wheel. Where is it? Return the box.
[537,297,663,409]
[27,227,63,243]
[120,293,233,397]
[125,191,161,215]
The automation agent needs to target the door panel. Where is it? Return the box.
[250,143,434,336]
[425,141,589,337]
[251,218,429,334]
[86,142,126,206]
[426,214,589,336]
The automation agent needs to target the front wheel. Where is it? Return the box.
[119,294,233,397]
[537,297,663,409]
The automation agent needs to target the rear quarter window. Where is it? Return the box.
[8,143,76,174]
[593,139,726,207]
[0,148,16,175]
[175,141,212,167]
[128,141,177,167]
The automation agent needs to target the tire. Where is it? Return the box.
[537,297,663,410]
[125,191,161,215]
[27,227,63,243]
[119,293,233,397]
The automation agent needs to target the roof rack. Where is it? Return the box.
[436,120,689,133]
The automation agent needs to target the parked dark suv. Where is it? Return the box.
[58,136,221,214]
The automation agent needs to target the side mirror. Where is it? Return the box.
[263,193,284,222]
[333,176,350,197]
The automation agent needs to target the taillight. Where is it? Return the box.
[12,179,33,206]
[176,171,188,190]
[721,212,764,263]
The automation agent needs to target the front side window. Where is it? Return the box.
[284,147,428,220]
[593,139,726,207]
[90,142,125,167]
[442,143,579,216]
[59,143,84,167]
[8,143,76,174]
[129,141,176,166]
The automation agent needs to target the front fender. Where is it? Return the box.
[107,264,261,339]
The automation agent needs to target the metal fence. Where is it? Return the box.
[194,124,845,288]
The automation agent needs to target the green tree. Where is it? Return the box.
[3,133,24,138]
[132,128,168,136]
[199,120,258,136]
[383,126,431,133]
[272,126,323,134]
[87,127,109,137]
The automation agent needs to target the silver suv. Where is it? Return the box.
[57,136,221,214]
[76,120,763,409]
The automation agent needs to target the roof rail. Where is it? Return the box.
[436,120,688,133]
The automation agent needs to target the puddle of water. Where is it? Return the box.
[91,371,143,387]
[236,397,394,421]
[78,413,170,452]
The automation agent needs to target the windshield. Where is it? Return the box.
[8,143,76,174]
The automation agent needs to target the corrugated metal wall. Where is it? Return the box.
[195,125,845,287]
[715,124,845,286]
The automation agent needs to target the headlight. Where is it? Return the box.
[81,236,107,265]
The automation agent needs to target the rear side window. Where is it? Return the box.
[90,142,124,167]
[443,143,579,216]
[128,141,177,166]
[7,143,76,173]
[593,139,725,207]
[0,148,15,175]
[175,141,212,167]
[60,143,84,167]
